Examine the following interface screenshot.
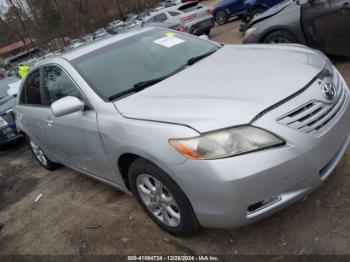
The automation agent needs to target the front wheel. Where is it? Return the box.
[28,138,60,170]
[129,158,199,236]
[263,30,297,44]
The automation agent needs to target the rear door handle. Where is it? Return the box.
[18,113,24,120]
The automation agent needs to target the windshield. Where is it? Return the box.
[72,28,219,100]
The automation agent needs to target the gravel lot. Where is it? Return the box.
[0,1,349,256]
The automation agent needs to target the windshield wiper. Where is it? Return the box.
[108,48,219,101]
[108,64,187,101]
[186,48,219,66]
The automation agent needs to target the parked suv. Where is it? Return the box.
[145,1,214,35]
[213,0,286,25]
[16,28,350,236]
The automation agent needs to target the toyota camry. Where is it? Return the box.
[16,28,350,236]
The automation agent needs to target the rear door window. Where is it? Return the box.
[168,11,181,17]
[149,13,168,22]
[178,2,202,13]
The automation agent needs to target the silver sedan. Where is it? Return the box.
[16,28,350,236]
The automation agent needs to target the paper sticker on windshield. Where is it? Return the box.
[166,32,175,37]
[154,36,184,48]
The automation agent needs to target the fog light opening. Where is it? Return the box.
[247,195,281,213]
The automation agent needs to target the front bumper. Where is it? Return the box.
[161,80,350,229]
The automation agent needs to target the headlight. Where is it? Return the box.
[244,27,256,40]
[0,117,8,128]
[169,126,284,160]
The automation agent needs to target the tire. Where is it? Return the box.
[263,30,297,44]
[249,8,265,21]
[203,28,211,36]
[215,10,229,25]
[129,158,199,237]
[27,137,60,170]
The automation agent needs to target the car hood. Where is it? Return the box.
[114,44,325,133]
[247,0,294,29]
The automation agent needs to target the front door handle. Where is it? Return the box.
[45,118,54,127]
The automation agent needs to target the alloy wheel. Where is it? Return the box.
[136,174,181,227]
[30,140,48,166]
[270,37,291,44]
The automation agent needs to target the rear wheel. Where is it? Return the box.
[264,30,297,44]
[28,138,60,170]
[215,10,229,25]
[129,158,199,236]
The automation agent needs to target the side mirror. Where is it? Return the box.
[51,96,85,117]
[199,35,209,40]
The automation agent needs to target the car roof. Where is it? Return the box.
[150,3,186,16]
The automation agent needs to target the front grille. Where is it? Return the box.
[278,74,349,134]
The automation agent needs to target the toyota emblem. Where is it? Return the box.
[322,82,337,100]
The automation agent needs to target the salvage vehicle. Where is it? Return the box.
[145,1,214,35]
[243,0,350,57]
[212,0,285,25]
[16,28,350,236]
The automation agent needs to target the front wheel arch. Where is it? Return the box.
[128,157,200,236]
[118,153,141,191]
[261,29,299,44]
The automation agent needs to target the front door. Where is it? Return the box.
[302,0,350,56]
[41,65,117,182]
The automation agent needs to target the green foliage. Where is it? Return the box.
[39,0,62,30]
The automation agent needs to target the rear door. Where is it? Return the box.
[301,0,350,56]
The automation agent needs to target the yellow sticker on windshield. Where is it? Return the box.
[166,32,175,37]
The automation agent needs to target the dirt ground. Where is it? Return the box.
[0,1,350,256]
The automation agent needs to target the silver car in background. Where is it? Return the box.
[16,28,350,236]
[145,1,214,35]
